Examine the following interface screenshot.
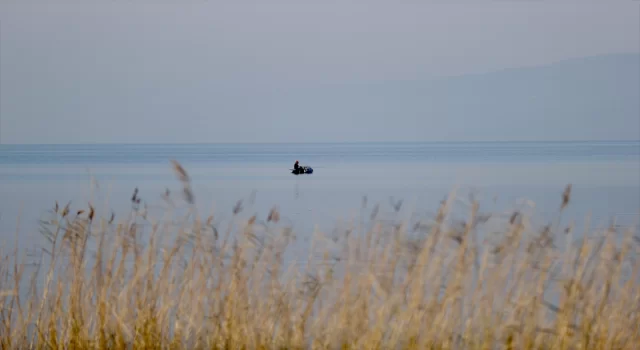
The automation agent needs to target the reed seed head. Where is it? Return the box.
[267,206,280,223]
[61,201,71,218]
[170,159,190,183]
[562,183,572,210]
[233,200,243,215]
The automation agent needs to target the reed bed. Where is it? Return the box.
[1,160,639,349]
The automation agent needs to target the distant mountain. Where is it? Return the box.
[273,53,640,142]
[5,52,637,144]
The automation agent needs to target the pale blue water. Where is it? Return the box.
[0,141,639,257]
[1,141,639,327]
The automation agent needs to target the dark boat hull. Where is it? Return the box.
[291,166,313,175]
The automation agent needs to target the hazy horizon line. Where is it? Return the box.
[2,139,639,147]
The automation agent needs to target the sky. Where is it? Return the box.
[1,1,639,144]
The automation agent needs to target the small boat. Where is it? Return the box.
[291,166,313,175]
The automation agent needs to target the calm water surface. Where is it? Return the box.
[0,141,639,256]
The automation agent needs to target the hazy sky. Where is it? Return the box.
[1,1,639,144]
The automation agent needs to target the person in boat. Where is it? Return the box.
[294,160,300,171]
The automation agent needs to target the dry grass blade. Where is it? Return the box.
[0,290,16,298]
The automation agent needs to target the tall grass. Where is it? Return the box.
[1,160,639,349]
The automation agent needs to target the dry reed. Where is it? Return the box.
[0,161,639,349]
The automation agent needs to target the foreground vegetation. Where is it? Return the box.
[1,160,639,349]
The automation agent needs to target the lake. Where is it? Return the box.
[0,141,639,261]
